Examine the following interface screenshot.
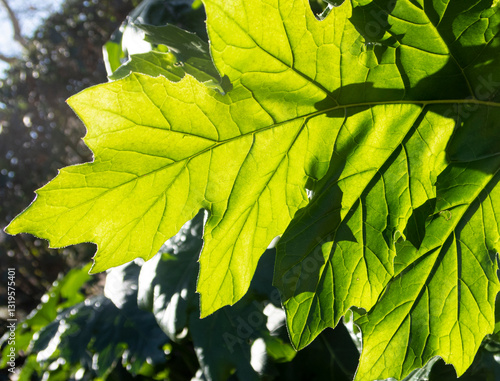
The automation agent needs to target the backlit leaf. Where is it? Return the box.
[6,0,500,378]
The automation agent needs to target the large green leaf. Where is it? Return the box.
[271,0,500,379]
[5,0,500,378]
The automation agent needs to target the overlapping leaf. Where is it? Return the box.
[5,0,500,379]
[353,125,500,380]
[272,0,500,379]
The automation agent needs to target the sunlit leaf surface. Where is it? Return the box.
[6,0,500,378]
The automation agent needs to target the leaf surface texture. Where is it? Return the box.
[6,0,500,378]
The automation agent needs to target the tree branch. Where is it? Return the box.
[0,52,17,64]
[0,0,29,49]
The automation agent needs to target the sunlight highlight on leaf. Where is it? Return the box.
[5,0,500,379]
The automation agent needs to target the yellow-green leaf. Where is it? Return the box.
[6,1,500,379]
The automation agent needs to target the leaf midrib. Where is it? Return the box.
[42,97,499,226]
[97,96,500,167]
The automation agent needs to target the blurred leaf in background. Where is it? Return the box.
[1,209,360,380]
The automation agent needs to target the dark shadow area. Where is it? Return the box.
[404,198,437,250]
[428,348,500,381]
[332,0,500,102]
[273,323,360,381]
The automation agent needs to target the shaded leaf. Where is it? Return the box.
[137,212,289,380]
[31,263,169,379]
[110,24,222,89]
[0,264,91,368]
[137,211,204,340]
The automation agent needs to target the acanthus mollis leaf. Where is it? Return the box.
[6,0,500,378]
